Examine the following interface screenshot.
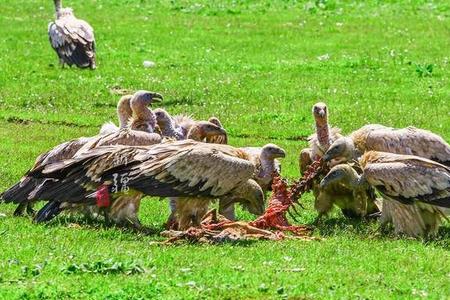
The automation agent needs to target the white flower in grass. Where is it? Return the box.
[317,54,330,61]
[143,60,156,68]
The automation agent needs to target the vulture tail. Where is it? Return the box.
[34,201,62,223]
[1,177,39,204]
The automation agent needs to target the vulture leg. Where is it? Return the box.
[313,191,334,223]
[175,198,210,230]
[219,200,236,221]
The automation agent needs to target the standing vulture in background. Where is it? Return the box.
[323,124,450,167]
[299,102,342,174]
[5,141,265,230]
[99,95,133,135]
[320,151,450,237]
[2,91,162,222]
[48,0,96,69]
[219,144,286,220]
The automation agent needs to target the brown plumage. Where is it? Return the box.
[219,144,286,220]
[206,117,228,144]
[321,151,450,237]
[2,91,162,218]
[48,0,96,69]
[298,102,372,220]
[155,111,229,227]
[323,124,450,167]
[316,164,379,219]
[5,141,265,230]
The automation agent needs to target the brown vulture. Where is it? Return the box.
[219,144,286,220]
[2,91,162,218]
[320,151,450,237]
[3,141,265,230]
[323,124,450,167]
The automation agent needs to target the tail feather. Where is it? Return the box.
[34,201,62,223]
[1,177,41,204]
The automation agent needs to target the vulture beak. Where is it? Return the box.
[317,109,325,118]
[276,148,286,158]
[150,93,163,103]
[323,152,331,162]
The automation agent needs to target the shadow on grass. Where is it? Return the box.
[312,216,450,250]
[41,214,163,239]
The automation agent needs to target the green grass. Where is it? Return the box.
[1,0,450,298]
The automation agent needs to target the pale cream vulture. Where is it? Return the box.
[99,95,133,135]
[3,91,162,219]
[323,124,450,167]
[320,151,450,237]
[4,141,265,230]
[299,102,342,174]
[48,0,96,69]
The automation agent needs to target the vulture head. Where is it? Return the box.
[130,90,163,108]
[208,117,223,128]
[188,121,227,141]
[154,108,173,128]
[261,144,286,160]
[319,164,360,190]
[199,121,226,138]
[222,179,265,216]
[129,91,163,133]
[312,102,328,126]
[323,137,355,165]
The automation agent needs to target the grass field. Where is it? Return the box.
[1,0,450,299]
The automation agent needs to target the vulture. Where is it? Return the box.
[316,164,379,219]
[48,0,96,69]
[154,109,227,143]
[154,108,230,227]
[298,102,375,220]
[99,95,133,135]
[154,108,186,140]
[320,151,450,237]
[2,91,163,219]
[4,141,265,230]
[206,117,228,144]
[299,102,342,174]
[323,124,450,167]
[219,144,286,220]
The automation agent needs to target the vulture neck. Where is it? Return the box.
[187,126,205,141]
[259,155,276,179]
[129,110,156,133]
[117,98,132,129]
[54,0,62,17]
[315,118,331,150]
[160,119,179,138]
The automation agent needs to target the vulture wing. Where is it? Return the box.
[365,127,450,166]
[28,141,255,203]
[362,153,450,208]
[48,16,95,68]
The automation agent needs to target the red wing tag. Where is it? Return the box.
[96,185,110,208]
